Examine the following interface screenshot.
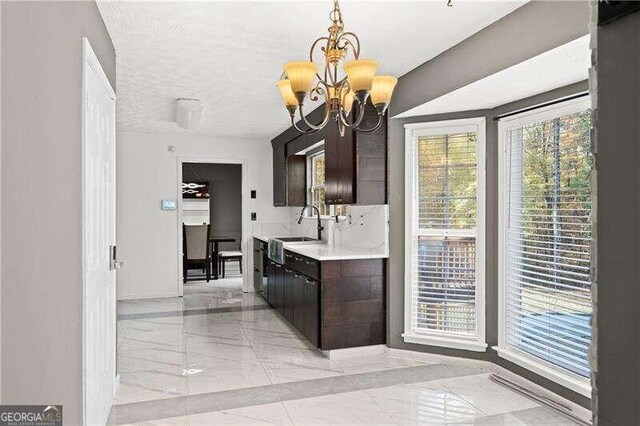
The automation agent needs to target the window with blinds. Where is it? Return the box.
[404,119,486,351]
[498,99,593,394]
[306,151,346,217]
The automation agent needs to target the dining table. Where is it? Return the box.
[209,236,236,279]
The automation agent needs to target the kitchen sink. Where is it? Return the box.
[268,237,321,263]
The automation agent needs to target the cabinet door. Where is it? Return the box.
[354,102,387,205]
[303,277,320,347]
[261,251,268,293]
[273,145,286,206]
[286,155,307,206]
[336,126,355,205]
[293,273,305,331]
[253,247,262,292]
[267,261,277,307]
[324,120,355,205]
[275,263,284,312]
[283,268,294,322]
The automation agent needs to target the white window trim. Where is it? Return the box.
[403,117,487,352]
[307,151,325,206]
[305,150,346,219]
[496,96,592,398]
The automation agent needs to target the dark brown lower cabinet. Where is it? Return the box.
[267,260,277,307]
[262,243,385,350]
[275,263,284,310]
[292,273,305,331]
[253,247,262,293]
[303,276,320,347]
[283,267,295,323]
[268,260,284,311]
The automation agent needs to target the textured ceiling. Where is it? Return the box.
[97,1,525,140]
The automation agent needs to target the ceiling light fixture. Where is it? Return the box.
[276,0,397,136]
[176,98,203,130]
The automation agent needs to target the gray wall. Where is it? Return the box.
[391,1,589,117]
[595,10,640,426]
[1,1,115,422]
[182,163,243,251]
[386,0,590,409]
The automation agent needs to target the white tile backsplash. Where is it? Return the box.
[250,221,292,239]
[289,205,389,252]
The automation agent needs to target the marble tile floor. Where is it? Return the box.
[110,279,579,425]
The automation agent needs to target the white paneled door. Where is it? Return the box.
[82,38,118,425]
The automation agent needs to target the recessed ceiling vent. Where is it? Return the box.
[176,98,203,130]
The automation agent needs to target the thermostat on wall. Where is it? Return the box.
[161,199,177,210]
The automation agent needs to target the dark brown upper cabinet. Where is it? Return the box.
[270,101,387,207]
[272,144,286,206]
[320,101,387,205]
[286,155,306,206]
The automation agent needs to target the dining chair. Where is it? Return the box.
[183,223,211,282]
[218,241,242,278]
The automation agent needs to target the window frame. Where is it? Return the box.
[495,96,592,398]
[307,150,326,214]
[305,149,346,218]
[403,117,487,352]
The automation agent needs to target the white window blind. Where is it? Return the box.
[405,119,486,351]
[498,99,593,394]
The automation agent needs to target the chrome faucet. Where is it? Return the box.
[297,205,324,241]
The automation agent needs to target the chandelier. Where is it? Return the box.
[276,0,397,136]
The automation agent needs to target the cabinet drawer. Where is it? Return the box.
[284,250,319,280]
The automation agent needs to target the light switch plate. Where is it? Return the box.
[161,199,177,210]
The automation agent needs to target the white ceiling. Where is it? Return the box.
[97,1,525,139]
[395,35,591,118]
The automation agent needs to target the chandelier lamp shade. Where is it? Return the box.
[276,0,397,135]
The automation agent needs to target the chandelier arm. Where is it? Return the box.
[353,114,384,133]
[291,117,319,134]
[337,32,360,59]
[298,101,332,131]
[338,101,367,128]
[324,37,331,83]
[309,36,331,81]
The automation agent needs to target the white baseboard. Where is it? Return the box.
[322,345,386,360]
[490,364,592,425]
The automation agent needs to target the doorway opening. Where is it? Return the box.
[178,160,246,297]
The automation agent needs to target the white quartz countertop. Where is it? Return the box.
[254,236,388,261]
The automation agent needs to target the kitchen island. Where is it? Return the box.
[253,237,387,351]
